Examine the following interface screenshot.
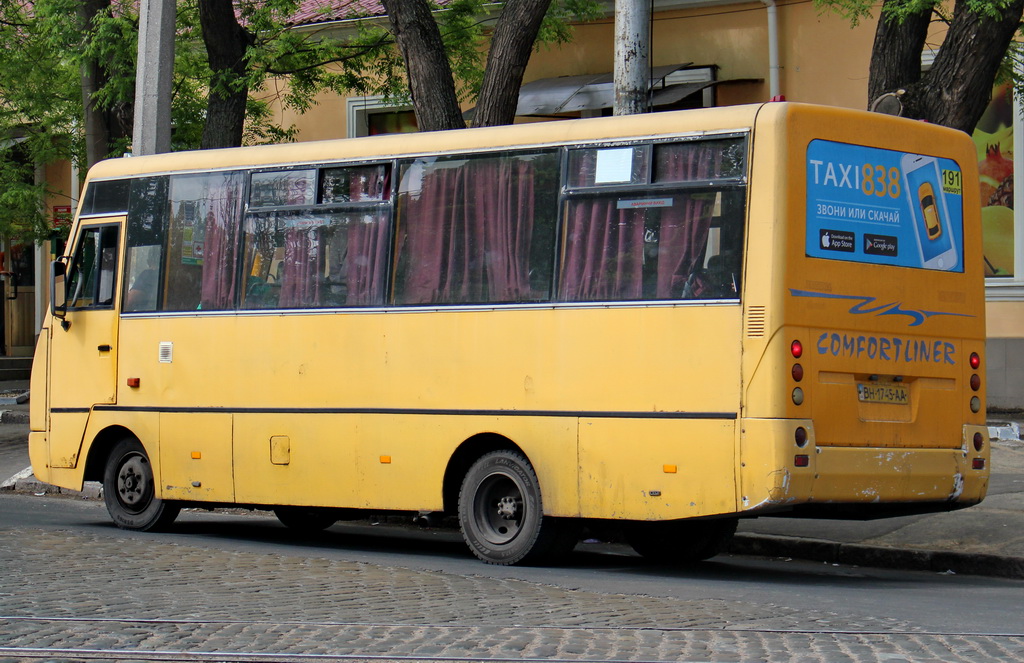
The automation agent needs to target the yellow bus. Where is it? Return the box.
[30,103,989,565]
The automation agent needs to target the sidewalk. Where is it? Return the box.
[2,386,1022,579]
[729,417,1024,578]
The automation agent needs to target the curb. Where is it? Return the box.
[0,476,102,500]
[988,421,1023,444]
[0,410,29,424]
[728,533,1024,580]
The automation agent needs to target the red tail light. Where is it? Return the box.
[791,340,803,358]
[970,352,981,369]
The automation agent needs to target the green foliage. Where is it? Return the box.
[0,0,81,240]
[0,0,595,240]
[813,0,940,27]
[538,0,601,46]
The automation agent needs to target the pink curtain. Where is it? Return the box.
[559,203,646,301]
[346,167,390,306]
[270,167,390,308]
[395,155,540,305]
[200,174,243,309]
[279,226,320,308]
[653,141,723,297]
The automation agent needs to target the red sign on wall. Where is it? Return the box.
[53,205,72,230]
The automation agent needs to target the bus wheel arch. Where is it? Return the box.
[99,433,180,532]
[83,425,139,483]
[443,433,522,516]
[450,438,579,565]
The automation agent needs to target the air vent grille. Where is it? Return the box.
[158,342,173,364]
[746,306,766,337]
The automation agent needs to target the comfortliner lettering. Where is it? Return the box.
[816,332,956,365]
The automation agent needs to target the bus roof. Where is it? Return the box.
[87,104,767,180]
[85,102,972,181]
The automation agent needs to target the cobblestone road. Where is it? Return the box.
[1,524,1023,663]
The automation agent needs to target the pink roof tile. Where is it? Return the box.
[286,0,385,25]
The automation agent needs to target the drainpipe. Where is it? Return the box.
[763,0,782,100]
[34,164,46,336]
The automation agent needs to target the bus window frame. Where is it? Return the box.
[114,131,752,316]
[65,222,121,312]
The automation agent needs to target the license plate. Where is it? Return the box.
[857,383,909,404]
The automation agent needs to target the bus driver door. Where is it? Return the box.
[47,219,122,470]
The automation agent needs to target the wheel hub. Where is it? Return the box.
[496,496,519,519]
[117,456,147,507]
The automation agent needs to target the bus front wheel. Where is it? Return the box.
[458,450,577,565]
[625,518,738,563]
[102,438,180,531]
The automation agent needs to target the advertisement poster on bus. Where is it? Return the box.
[805,139,965,272]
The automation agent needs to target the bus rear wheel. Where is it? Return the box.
[102,438,180,531]
[458,450,578,565]
[625,518,737,563]
[273,506,338,532]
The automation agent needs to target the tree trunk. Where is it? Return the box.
[866,0,933,107]
[868,0,1024,134]
[381,0,466,132]
[199,0,253,149]
[471,0,553,127]
[78,0,114,166]
[914,0,1024,134]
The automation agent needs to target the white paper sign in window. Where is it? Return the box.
[595,148,635,184]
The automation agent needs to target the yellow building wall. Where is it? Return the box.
[265,0,880,143]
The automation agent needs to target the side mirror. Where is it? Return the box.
[51,259,67,320]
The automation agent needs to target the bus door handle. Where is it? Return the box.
[98,344,112,353]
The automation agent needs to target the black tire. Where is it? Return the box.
[458,450,578,565]
[625,518,738,563]
[102,438,180,531]
[273,506,338,532]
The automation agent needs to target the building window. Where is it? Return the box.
[347,96,418,138]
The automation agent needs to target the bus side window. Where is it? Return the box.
[123,245,162,312]
[67,225,119,309]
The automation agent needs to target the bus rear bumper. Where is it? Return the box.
[804,443,988,511]
[740,421,990,518]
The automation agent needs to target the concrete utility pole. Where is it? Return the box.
[613,0,651,115]
[133,0,175,155]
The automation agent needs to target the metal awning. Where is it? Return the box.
[649,78,764,107]
[515,63,694,116]
[513,65,762,116]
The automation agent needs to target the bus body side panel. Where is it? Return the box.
[578,417,738,520]
[739,103,988,514]
[159,412,235,502]
[114,304,741,520]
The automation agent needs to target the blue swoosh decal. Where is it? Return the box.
[789,289,973,327]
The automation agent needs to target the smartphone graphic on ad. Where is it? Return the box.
[901,154,958,270]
